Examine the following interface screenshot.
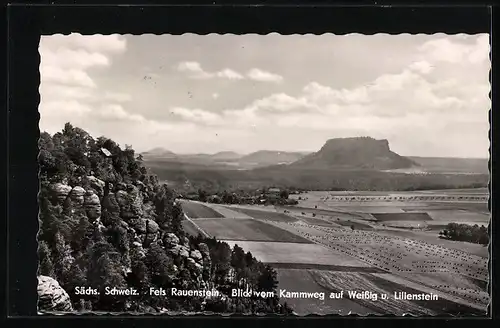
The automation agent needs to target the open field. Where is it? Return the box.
[222,240,370,267]
[276,269,375,315]
[194,219,312,243]
[179,200,225,218]
[277,206,370,220]
[372,213,432,222]
[417,188,489,194]
[328,220,374,230]
[180,199,490,315]
[374,229,489,258]
[309,270,485,315]
[291,190,489,214]
[264,221,488,280]
[228,207,298,222]
[202,203,254,219]
[291,216,342,227]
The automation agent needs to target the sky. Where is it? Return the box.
[39,33,490,158]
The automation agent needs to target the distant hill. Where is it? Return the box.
[145,137,488,193]
[290,137,417,170]
[143,151,243,166]
[408,156,489,174]
[142,147,177,159]
[209,151,243,161]
[238,150,309,167]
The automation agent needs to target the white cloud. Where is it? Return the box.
[250,93,311,112]
[41,34,127,54]
[176,62,283,83]
[39,34,129,132]
[40,84,96,100]
[408,61,434,74]
[215,69,244,80]
[177,61,204,73]
[170,107,222,125]
[189,45,488,154]
[40,100,93,117]
[39,34,489,157]
[41,66,96,88]
[418,35,490,64]
[98,104,146,122]
[176,61,244,80]
[247,68,283,83]
[40,47,110,69]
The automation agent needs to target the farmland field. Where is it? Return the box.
[275,269,375,315]
[202,203,253,219]
[180,194,490,315]
[331,220,374,230]
[180,200,225,218]
[372,213,432,222]
[222,240,369,267]
[194,219,312,243]
[292,216,341,227]
[229,207,298,222]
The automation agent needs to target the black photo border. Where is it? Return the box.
[4,1,498,328]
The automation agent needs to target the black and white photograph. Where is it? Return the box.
[37,33,490,316]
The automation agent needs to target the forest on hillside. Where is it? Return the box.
[37,123,292,314]
[148,163,488,195]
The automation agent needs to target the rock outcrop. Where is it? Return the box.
[190,250,203,262]
[87,176,105,197]
[69,186,86,205]
[37,275,74,312]
[84,190,101,221]
[169,244,190,258]
[50,183,72,202]
[164,233,180,247]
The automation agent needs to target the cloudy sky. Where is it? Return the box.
[39,33,490,158]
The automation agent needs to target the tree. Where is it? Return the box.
[37,124,289,314]
[38,241,55,277]
[257,265,278,292]
[53,232,74,279]
[280,190,289,199]
[198,189,208,202]
[86,241,127,310]
[144,244,174,288]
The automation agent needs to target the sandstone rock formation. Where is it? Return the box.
[84,190,101,221]
[69,186,86,205]
[87,175,105,197]
[50,183,72,202]
[37,275,73,312]
[164,233,180,247]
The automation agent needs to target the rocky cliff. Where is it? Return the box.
[37,123,287,314]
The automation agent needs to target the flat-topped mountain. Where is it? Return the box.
[142,147,177,159]
[290,137,418,170]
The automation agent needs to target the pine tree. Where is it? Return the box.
[144,243,174,288]
[38,241,55,277]
[53,232,74,280]
[258,265,278,292]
